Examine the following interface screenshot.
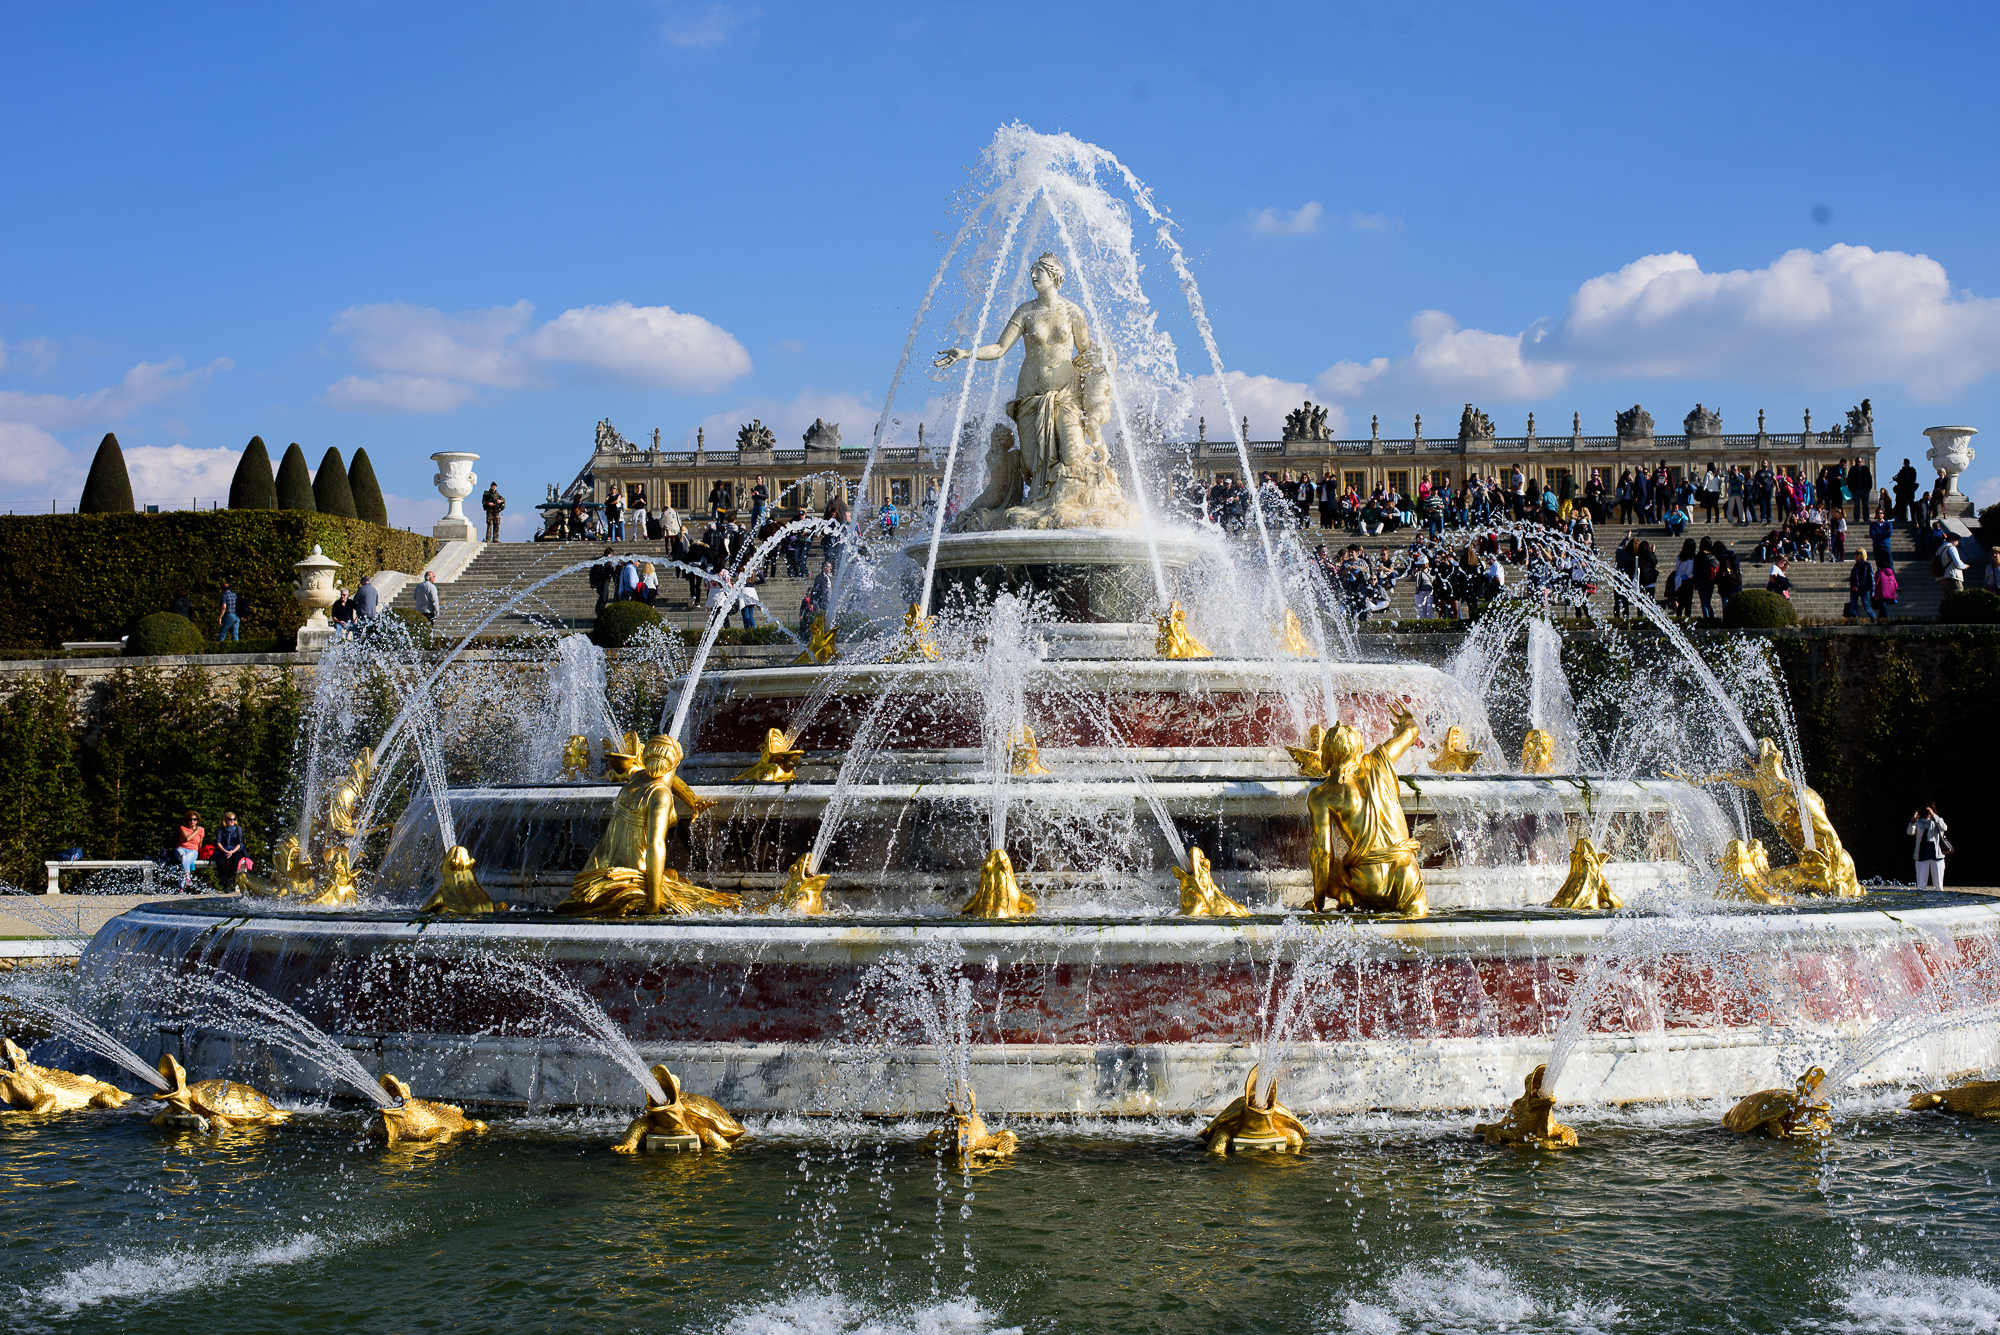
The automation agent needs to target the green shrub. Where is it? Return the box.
[1939,588,2000,624]
[0,676,88,889]
[125,612,205,657]
[348,448,389,526]
[229,436,276,509]
[275,443,316,511]
[313,447,358,519]
[1980,503,2000,547]
[1721,589,1799,628]
[0,511,436,649]
[592,600,663,648]
[79,433,134,513]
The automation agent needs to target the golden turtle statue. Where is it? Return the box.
[377,1073,488,1145]
[1173,847,1250,917]
[1908,1080,2000,1119]
[1723,1065,1833,1138]
[1548,836,1621,911]
[1473,1064,1578,1149]
[0,1036,134,1113]
[923,1088,1017,1163]
[612,1064,747,1153]
[150,1053,290,1131]
[960,848,1034,919]
[1155,602,1210,659]
[1287,724,1329,779]
[422,845,501,914]
[774,853,831,915]
[1199,1064,1308,1154]
[733,728,804,784]
[1008,725,1054,776]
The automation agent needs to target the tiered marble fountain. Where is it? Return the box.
[81,128,2000,1124]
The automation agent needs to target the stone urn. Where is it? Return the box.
[294,545,342,651]
[431,451,482,541]
[1922,426,1977,502]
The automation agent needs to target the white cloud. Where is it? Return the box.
[1972,475,1999,508]
[524,301,751,390]
[1315,244,2000,406]
[0,421,68,489]
[123,444,244,508]
[324,298,751,412]
[1250,201,1323,236]
[0,337,60,375]
[1347,211,1396,232]
[1187,371,1338,442]
[659,2,758,49]
[0,356,232,430]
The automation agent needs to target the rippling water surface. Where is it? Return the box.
[3,1102,1997,1333]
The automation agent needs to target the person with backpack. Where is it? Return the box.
[1847,553,1876,621]
[1909,806,1951,891]
[588,546,617,617]
[1694,538,1720,619]
[1934,533,1968,596]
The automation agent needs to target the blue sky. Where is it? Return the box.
[4,1,1997,534]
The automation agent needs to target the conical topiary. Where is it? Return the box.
[275,443,317,511]
[312,447,358,519]
[78,433,135,513]
[348,447,389,526]
[228,436,276,510]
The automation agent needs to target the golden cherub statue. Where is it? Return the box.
[1308,705,1426,916]
[612,1064,748,1153]
[888,602,940,662]
[1548,836,1620,910]
[557,735,738,918]
[775,853,831,914]
[1473,1064,1578,1148]
[0,1036,133,1113]
[1724,1065,1833,1138]
[1155,601,1210,659]
[377,1073,488,1145]
[1008,725,1054,776]
[1275,608,1314,656]
[923,1087,1018,1162]
[561,735,591,781]
[793,614,837,666]
[308,846,361,907]
[1173,847,1250,917]
[422,844,500,914]
[1716,838,1790,904]
[961,848,1034,919]
[326,747,377,836]
[1518,728,1556,774]
[1199,1064,1308,1154]
[1286,724,1329,778]
[602,731,644,781]
[1684,739,1861,897]
[733,728,804,784]
[1429,725,1483,773]
[1909,1079,2000,1119]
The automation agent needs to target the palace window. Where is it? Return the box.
[667,482,691,512]
[1386,470,1410,497]
[889,477,913,508]
[1343,470,1366,494]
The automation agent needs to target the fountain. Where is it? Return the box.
[63,126,2000,1135]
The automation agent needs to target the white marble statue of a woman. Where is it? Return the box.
[936,252,1135,531]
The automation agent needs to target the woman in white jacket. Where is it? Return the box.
[1909,806,1950,890]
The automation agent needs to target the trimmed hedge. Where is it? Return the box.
[230,436,276,510]
[79,434,134,513]
[0,511,436,649]
[276,443,316,511]
[1722,589,1798,628]
[1939,588,2000,624]
[349,448,389,526]
[125,613,204,657]
[592,600,663,648]
[313,447,358,519]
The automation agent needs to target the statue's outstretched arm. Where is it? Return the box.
[935,314,1025,367]
[1377,706,1420,764]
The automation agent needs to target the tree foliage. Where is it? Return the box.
[229,436,277,510]
[275,443,317,512]
[313,447,358,519]
[78,433,135,514]
[348,448,389,526]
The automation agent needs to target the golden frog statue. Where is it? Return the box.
[1518,728,1556,774]
[793,614,838,666]
[1286,724,1329,779]
[1716,838,1790,904]
[960,848,1034,919]
[238,835,317,899]
[888,603,940,662]
[557,735,737,918]
[1008,724,1054,776]
[612,1064,748,1153]
[1429,725,1483,773]
[377,1073,488,1145]
[1155,601,1210,659]
[150,1054,290,1131]
[0,1036,133,1113]
[422,845,501,914]
[1724,1065,1833,1138]
[1548,836,1621,911]
[1173,847,1250,917]
[1473,1064,1578,1149]
[1199,1064,1308,1154]
[733,728,804,784]
[923,1088,1017,1163]
[1909,1080,2000,1119]
[1275,608,1314,656]
[1308,705,1426,916]
[774,853,831,915]
[561,734,591,781]
[1687,740,1862,897]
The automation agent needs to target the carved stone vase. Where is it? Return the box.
[431,451,482,541]
[1922,426,1977,501]
[294,545,342,651]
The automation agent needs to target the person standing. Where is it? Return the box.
[1847,552,1876,621]
[589,545,617,617]
[606,490,624,542]
[175,809,204,890]
[216,580,241,642]
[214,812,246,891]
[708,481,730,523]
[1985,547,2000,593]
[1909,806,1950,891]
[413,571,441,625]
[482,483,506,542]
[354,574,379,620]
[1874,560,1900,620]
[1936,532,1968,596]
[749,476,769,531]
[1753,462,1775,524]
[169,589,194,620]
[1636,540,1659,603]
[1847,457,1872,522]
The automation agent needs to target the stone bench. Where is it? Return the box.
[42,859,210,895]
